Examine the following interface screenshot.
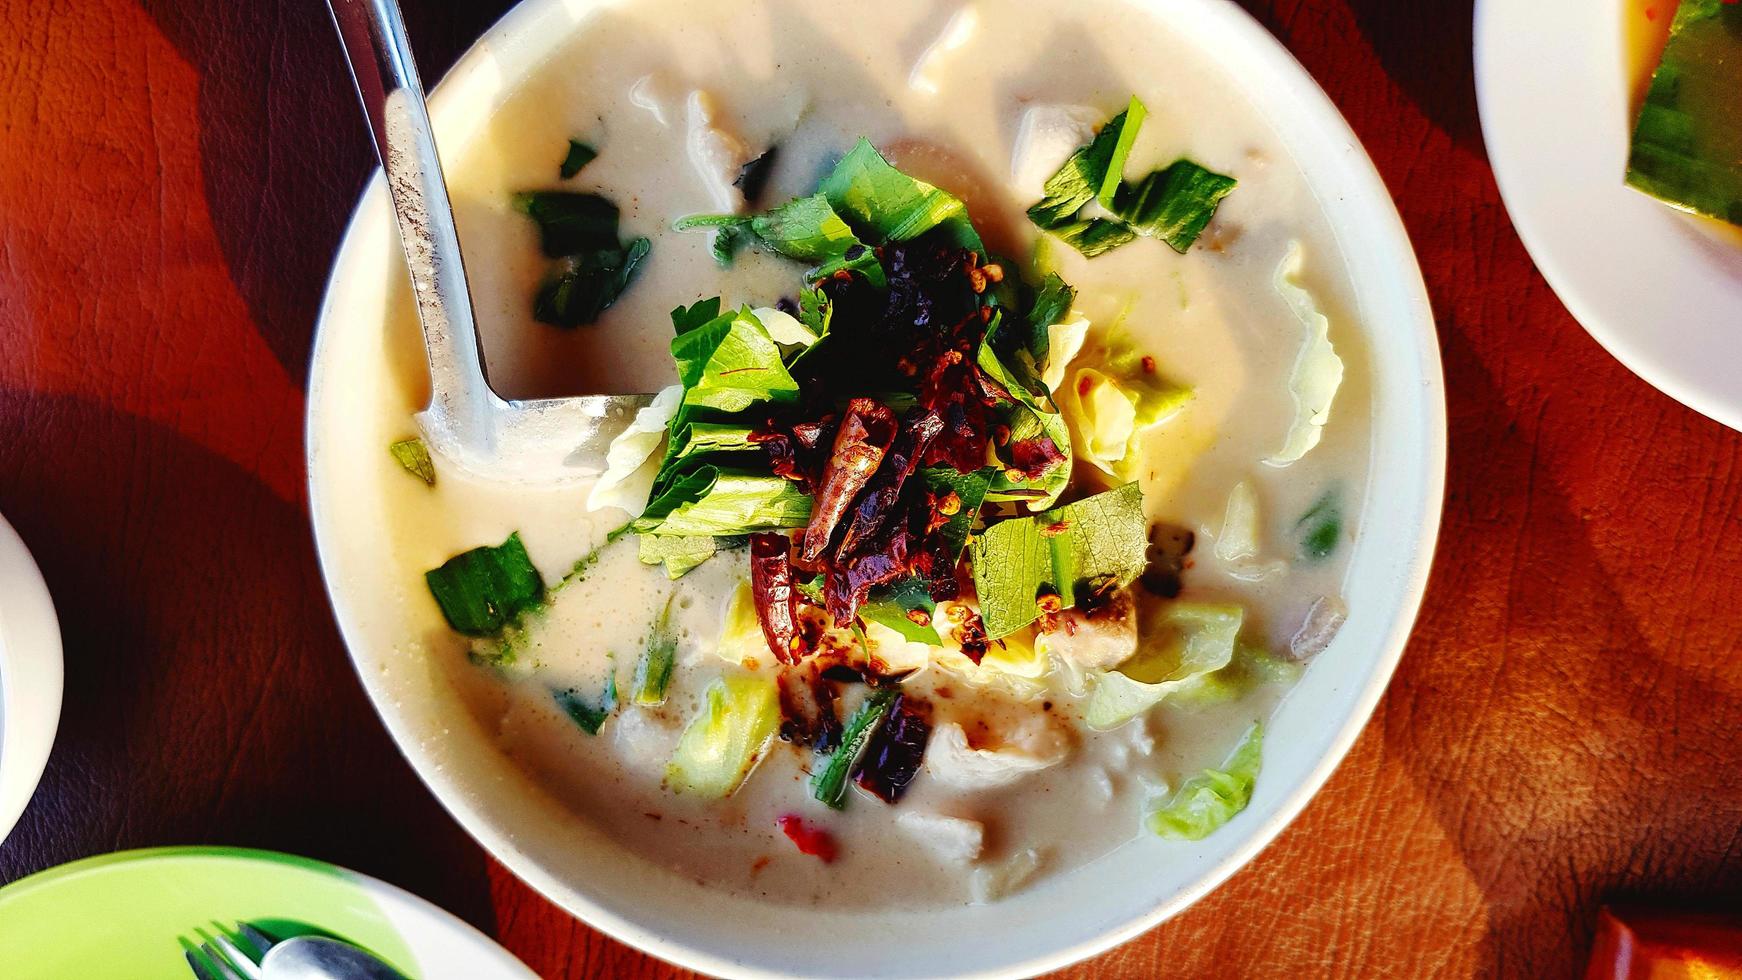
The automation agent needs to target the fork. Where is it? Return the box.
[181,922,276,980]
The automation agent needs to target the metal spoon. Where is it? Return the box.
[326,0,651,483]
[261,936,408,980]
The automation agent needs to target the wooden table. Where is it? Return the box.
[3,0,1739,976]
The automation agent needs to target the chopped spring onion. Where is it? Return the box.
[632,596,679,706]
[811,686,900,809]
[424,532,544,637]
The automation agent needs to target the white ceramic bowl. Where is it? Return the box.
[0,512,63,847]
[307,0,1445,975]
[1476,0,1742,432]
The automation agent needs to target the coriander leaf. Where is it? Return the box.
[1096,96,1148,209]
[969,483,1148,638]
[977,316,1073,509]
[1047,481,1149,608]
[861,576,944,644]
[1112,160,1238,253]
[797,287,833,337]
[533,238,651,328]
[750,193,863,262]
[1147,723,1263,840]
[632,467,813,537]
[668,306,801,412]
[1046,218,1137,258]
[924,465,995,561]
[1026,105,1136,228]
[388,437,435,486]
[1295,489,1342,562]
[560,139,598,179]
[820,138,984,255]
[968,517,1053,641]
[1025,273,1077,365]
[552,673,616,734]
[425,532,545,637]
[671,297,723,335]
[514,191,621,257]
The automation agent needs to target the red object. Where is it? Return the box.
[1587,906,1742,979]
[776,814,838,863]
[7,2,1742,977]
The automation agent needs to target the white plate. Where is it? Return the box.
[0,512,62,847]
[1476,0,1742,431]
[308,0,1445,975]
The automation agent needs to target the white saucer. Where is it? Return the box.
[0,512,62,846]
[1476,0,1742,431]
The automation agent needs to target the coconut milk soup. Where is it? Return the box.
[379,0,1371,909]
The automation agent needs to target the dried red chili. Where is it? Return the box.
[749,532,803,664]
[801,398,897,562]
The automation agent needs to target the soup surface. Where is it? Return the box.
[366,0,1372,909]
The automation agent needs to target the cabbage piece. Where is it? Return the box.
[1040,314,1090,393]
[750,305,819,349]
[1083,601,1244,729]
[665,673,780,798]
[587,385,683,515]
[1067,333,1190,477]
[1147,723,1263,840]
[1266,243,1344,466]
[1171,643,1302,706]
[715,580,764,666]
[1214,479,1286,582]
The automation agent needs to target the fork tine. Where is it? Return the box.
[204,931,264,980]
[179,937,222,980]
[195,942,246,980]
[235,922,275,959]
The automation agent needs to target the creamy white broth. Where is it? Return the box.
[379,0,1371,908]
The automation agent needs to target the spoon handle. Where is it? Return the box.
[326,0,497,450]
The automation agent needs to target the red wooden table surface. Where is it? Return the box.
[4,0,1740,976]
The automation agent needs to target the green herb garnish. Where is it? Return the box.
[424,532,545,637]
[553,669,617,735]
[1027,96,1236,257]
[514,191,621,257]
[1113,160,1239,253]
[388,437,435,486]
[531,238,650,328]
[632,596,679,706]
[559,139,598,179]
[811,686,900,808]
[969,482,1149,638]
[1295,490,1342,562]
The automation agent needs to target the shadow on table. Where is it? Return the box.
[132,0,518,389]
[1238,0,1482,152]
[1391,323,1742,975]
[0,391,496,936]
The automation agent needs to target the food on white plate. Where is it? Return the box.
[1625,0,1742,231]
[383,1,1369,907]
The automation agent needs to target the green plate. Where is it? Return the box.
[0,846,531,980]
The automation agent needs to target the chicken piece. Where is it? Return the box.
[1035,590,1139,672]
[612,705,681,775]
[925,714,1071,791]
[896,810,985,865]
[685,91,751,213]
[970,848,1043,904]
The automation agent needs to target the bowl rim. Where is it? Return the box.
[305,0,1446,975]
[0,511,64,847]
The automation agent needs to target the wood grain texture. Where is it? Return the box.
[2,0,1739,977]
